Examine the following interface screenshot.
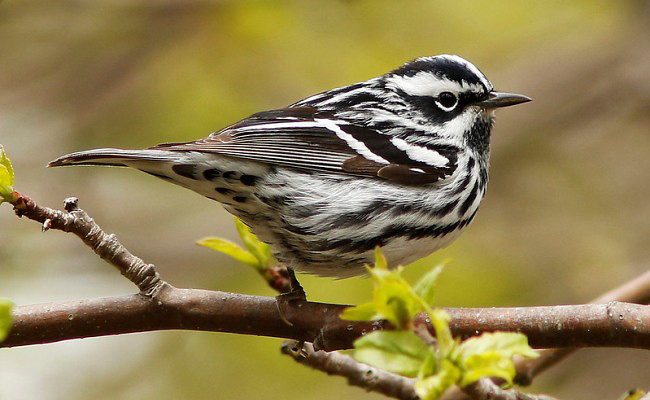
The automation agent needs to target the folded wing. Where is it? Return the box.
[150,106,459,185]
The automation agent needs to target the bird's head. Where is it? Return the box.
[383,54,530,153]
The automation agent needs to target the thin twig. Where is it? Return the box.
[462,378,560,400]
[11,193,165,296]
[281,341,418,400]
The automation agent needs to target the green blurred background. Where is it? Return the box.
[1,1,649,399]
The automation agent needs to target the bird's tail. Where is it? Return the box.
[48,148,183,168]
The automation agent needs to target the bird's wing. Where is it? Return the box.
[150,106,458,185]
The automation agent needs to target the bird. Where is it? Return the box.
[49,55,530,279]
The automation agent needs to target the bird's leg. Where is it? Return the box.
[285,267,307,300]
[276,266,307,326]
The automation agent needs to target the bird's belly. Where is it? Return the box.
[248,169,482,277]
[146,155,483,278]
[381,228,466,266]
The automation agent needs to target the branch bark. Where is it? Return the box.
[281,341,419,400]
[3,293,649,350]
[462,378,559,400]
[513,269,650,386]
[12,194,165,296]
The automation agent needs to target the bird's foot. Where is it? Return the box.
[276,267,307,326]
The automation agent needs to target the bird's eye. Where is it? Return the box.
[435,92,458,111]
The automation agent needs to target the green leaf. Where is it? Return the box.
[457,332,538,386]
[386,296,412,329]
[413,264,445,306]
[347,249,448,329]
[340,302,378,321]
[619,389,647,400]
[353,331,429,377]
[460,352,515,387]
[365,261,426,328]
[197,237,261,269]
[0,145,14,185]
[373,246,388,269]
[417,348,439,380]
[0,298,13,342]
[458,332,538,361]
[198,218,274,271]
[346,246,539,397]
[0,144,15,203]
[371,276,420,329]
[342,274,422,329]
[234,218,271,267]
[414,359,461,400]
[429,308,455,356]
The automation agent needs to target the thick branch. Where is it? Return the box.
[438,301,650,349]
[3,291,649,350]
[3,287,350,349]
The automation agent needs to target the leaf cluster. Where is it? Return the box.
[198,218,273,271]
[341,248,538,400]
[172,214,538,399]
[0,145,15,204]
[621,389,648,400]
[0,145,16,340]
[0,298,13,342]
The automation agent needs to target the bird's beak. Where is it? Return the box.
[476,91,531,108]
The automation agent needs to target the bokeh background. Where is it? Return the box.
[1,1,649,399]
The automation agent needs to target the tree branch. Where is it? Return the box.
[4,194,650,352]
[12,194,165,296]
[462,378,559,400]
[513,269,650,386]
[3,293,649,350]
[281,340,419,400]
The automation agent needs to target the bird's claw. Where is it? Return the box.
[276,267,307,326]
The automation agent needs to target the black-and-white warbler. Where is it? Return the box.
[50,55,530,278]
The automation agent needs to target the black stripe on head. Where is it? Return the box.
[390,57,489,91]
[401,93,465,124]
